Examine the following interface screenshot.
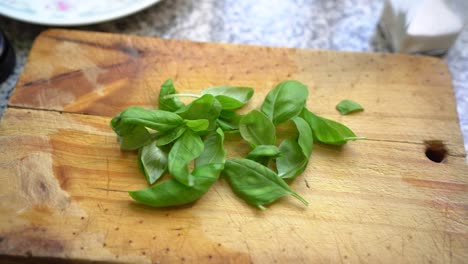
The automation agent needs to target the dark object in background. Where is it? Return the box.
[0,30,16,83]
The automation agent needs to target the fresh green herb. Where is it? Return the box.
[129,163,223,207]
[168,130,204,186]
[201,86,254,110]
[156,126,186,146]
[276,138,308,180]
[261,80,308,125]
[110,106,183,135]
[185,119,210,132]
[176,94,222,131]
[196,128,226,166]
[301,108,364,145]
[239,110,276,147]
[216,110,242,132]
[111,79,365,210]
[138,142,168,184]
[158,79,185,112]
[293,117,313,158]
[246,144,281,165]
[276,117,313,179]
[130,126,226,207]
[118,126,151,150]
[223,158,308,210]
[336,100,364,115]
[246,145,281,160]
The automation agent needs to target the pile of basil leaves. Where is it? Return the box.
[110,79,364,210]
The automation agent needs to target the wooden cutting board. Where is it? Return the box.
[0,29,467,263]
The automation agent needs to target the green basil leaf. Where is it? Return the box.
[185,119,210,132]
[110,106,184,136]
[158,79,185,112]
[118,126,151,150]
[292,117,313,157]
[196,128,226,166]
[156,126,186,146]
[201,86,254,110]
[223,158,308,209]
[301,108,364,145]
[217,110,242,131]
[261,80,309,125]
[276,117,312,180]
[246,145,281,160]
[168,130,204,186]
[176,94,218,119]
[246,144,281,166]
[239,110,276,147]
[276,138,308,180]
[177,94,222,131]
[138,142,168,184]
[336,100,364,115]
[217,119,237,132]
[129,163,223,207]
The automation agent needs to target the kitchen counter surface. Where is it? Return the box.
[1,0,467,153]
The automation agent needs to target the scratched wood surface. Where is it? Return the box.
[0,29,467,263]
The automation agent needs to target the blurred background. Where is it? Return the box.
[0,0,467,151]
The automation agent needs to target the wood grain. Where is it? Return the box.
[1,29,467,263]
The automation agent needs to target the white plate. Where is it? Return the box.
[0,0,161,26]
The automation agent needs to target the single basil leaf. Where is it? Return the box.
[217,110,242,131]
[301,108,364,145]
[110,106,184,136]
[246,144,281,166]
[177,94,222,131]
[223,158,308,209]
[129,163,223,207]
[292,117,313,158]
[246,145,281,160]
[336,100,364,115]
[261,80,309,125]
[201,86,254,110]
[118,126,151,150]
[168,130,204,186]
[217,119,237,132]
[138,142,168,184]
[185,119,210,132]
[176,94,216,119]
[276,138,308,180]
[239,110,276,147]
[196,128,226,166]
[158,79,185,112]
[156,126,186,146]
